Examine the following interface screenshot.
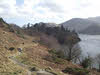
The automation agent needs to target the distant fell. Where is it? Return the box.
[60,18,100,35]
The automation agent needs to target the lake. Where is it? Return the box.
[79,34,100,57]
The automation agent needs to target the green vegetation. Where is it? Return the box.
[80,56,92,68]
[0,18,3,22]
[47,49,66,64]
[62,67,90,75]
[15,30,25,39]
[33,23,80,45]
[49,49,66,59]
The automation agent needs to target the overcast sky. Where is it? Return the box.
[0,0,100,26]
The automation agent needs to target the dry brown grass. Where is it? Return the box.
[15,40,81,75]
[0,27,99,75]
[0,28,33,75]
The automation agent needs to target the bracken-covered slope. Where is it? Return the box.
[0,28,29,75]
[0,18,74,75]
[0,18,100,75]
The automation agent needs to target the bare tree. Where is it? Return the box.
[61,43,82,61]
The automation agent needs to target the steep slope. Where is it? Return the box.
[0,28,29,75]
[0,18,71,75]
[0,18,10,28]
[61,18,100,35]
[9,23,23,32]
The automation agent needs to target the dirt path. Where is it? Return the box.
[9,56,31,75]
[9,56,54,75]
[9,43,34,75]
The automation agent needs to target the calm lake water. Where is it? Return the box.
[79,34,100,57]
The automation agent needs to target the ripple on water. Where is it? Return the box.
[79,34,100,57]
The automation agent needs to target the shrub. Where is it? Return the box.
[44,49,65,64]
[81,57,92,68]
[51,55,65,64]
[62,67,90,75]
[16,31,25,39]
[48,49,66,59]
[30,67,40,72]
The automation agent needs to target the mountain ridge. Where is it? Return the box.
[60,18,100,35]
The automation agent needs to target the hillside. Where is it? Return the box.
[79,25,100,35]
[0,28,29,75]
[61,18,100,35]
[0,18,100,75]
[0,18,10,28]
[88,16,100,24]
[0,18,78,75]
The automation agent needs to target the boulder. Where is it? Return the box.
[9,47,15,51]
